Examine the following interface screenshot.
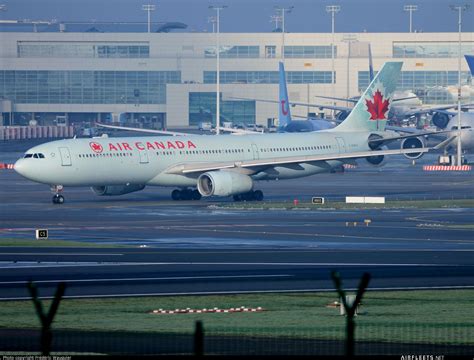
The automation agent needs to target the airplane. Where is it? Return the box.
[311,44,457,125]
[14,62,452,205]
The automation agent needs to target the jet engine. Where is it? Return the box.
[366,134,386,166]
[91,184,145,196]
[336,110,350,122]
[432,112,450,129]
[401,137,425,160]
[197,171,253,197]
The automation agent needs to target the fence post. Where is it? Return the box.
[331,271,370,357]
[27,281,66,355]
[194,320,204,356]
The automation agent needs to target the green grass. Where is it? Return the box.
[1,290,473,345]
[0,238,122,247]
[214,198,474,210]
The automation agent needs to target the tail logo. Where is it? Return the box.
[280,100,289,116]
[365,85,390,121]
[89,142,104,153]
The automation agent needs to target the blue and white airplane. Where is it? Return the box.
[14,62,449,204]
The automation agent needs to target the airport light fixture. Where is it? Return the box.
[274,6,294,61]
[142,4,156,33]
[207,16,217,33]
[342,34,358,103]
[403,5,418,33]
[326,5,340,117]
[270,14,281,32]
[209,5,227,135]
[450,4,470,166]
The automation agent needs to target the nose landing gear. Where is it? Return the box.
[51,185,65,204]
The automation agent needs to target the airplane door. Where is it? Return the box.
[335,137,346,153]
[58,147,72,166]
[251,144,259,160]
[139,150,149,164]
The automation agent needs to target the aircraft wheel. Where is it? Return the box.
[52,194,64,204]
[192,190,202,200]
[253,190,264,201]
[181,189,193,200]
[171,189,181,201]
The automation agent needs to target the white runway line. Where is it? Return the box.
[2,285,474,301]
[0,253,124,256]
[0,261,470,269]
[0,274,293,285]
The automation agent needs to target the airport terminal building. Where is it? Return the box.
[0,31,473,129]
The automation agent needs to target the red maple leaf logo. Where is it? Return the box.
[89,142,103,153]
[365,89,390,120]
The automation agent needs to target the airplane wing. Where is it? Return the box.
[165,146,432,175]
[314,95,418,104]
[368,129,457,147]
[97,123,189,136]
[97,122,264,136]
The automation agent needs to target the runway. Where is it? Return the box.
[1,247,474,300]
[1,149,474,299]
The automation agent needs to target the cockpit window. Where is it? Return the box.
[25,153,45,159]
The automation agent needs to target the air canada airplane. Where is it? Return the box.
[14,62,449,204]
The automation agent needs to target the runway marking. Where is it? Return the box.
[2,285,474,301]
[0,261,469,269]
[0,274,293,285]
[0,253,123,256]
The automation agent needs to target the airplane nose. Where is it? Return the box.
[14,159,26,177]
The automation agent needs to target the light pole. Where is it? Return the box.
[450,4,469,166]
[209,5,227,135]
[342,34,357,105]
[270,14,281,32]
[326,5,340,118]
[274,6,294,61]
[142,4,156,33]
[207,16,217,33]
[403,5,418,33]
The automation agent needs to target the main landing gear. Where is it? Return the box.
[51,185,65,204]
[233,190,264,202]
[171,188,202,201]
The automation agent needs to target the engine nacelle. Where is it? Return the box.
[197,171,253,197]
[91,184,145,196]
[432,112,450,129]
[336,110,350,121]
[366,154,385,165]
[401,137,425,160]
[366,134,386,166]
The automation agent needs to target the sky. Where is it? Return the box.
[1,0,473,33]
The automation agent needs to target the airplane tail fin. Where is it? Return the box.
[465,55,474,76]
[333,62,402,132]
[278,61,292,129]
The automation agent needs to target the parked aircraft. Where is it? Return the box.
[14,62,450,204]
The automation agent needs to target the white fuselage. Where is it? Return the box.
[445,112,474,152]
[14,131,370,188]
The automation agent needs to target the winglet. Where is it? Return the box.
[465,55,474,76]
